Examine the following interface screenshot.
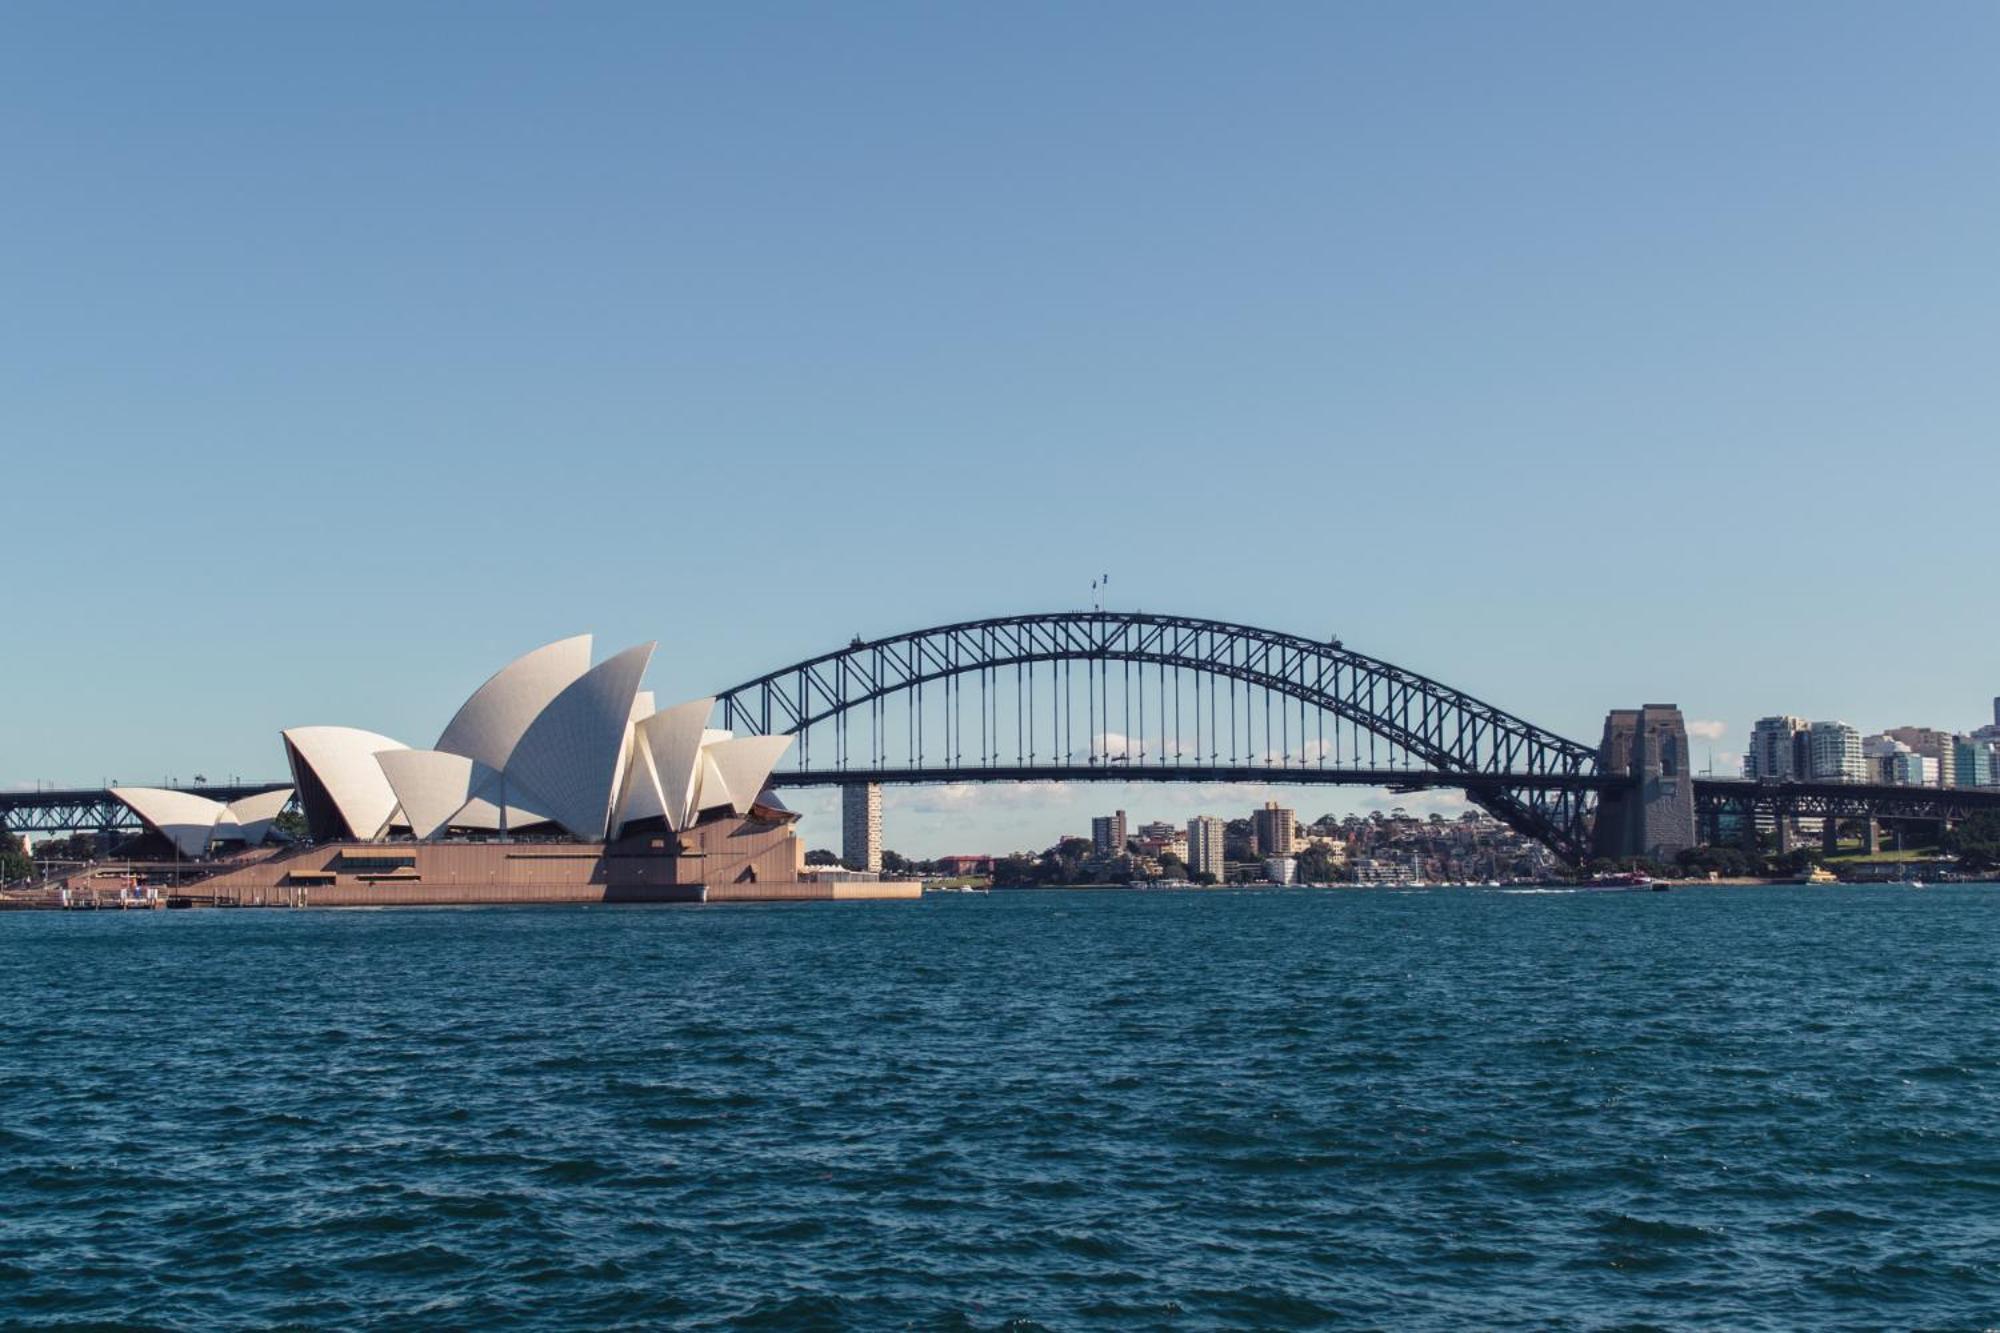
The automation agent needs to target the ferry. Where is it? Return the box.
[1800,865,1840,886]
[1582,871,1662,891]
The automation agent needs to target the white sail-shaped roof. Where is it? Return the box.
[608,691,656,831]
[111,787,224,858]
[449,770,556,832]
[630,697,713,831]
[375,750,497,841]
[702,736,794,816]
[693,749,734,815]
[224,788,294,845]
[435,634,592,772]
[505,642,655,841]
[283,726,408,841]
[610,742,666,837]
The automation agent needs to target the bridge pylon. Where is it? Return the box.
[1591,705,1697,863]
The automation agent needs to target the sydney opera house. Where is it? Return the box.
[107,637,916,905]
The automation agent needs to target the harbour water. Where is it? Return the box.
[4,885,1998,1329]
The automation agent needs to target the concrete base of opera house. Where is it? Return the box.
[175,815,921,906]
[191,877,922,907]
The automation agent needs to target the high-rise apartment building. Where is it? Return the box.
[1091,810,1128,857]
[1807,721,1865,782]
[1879,751,1928,786]
[1187,816,1226,881]
[841,782,882,872]
[1865,735,1926,786]
[1252,801,1297,857]
[1884,727,1955,786]
[1745,716,1811,780]
[1953,737,1995,789]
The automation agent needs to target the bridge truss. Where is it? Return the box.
[1694,778,2000,828]
[716,612,1604,862]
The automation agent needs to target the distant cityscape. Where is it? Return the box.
[811,797,1563,888]
[1742,697,2000,789]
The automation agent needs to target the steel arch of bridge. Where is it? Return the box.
[714,611,1602,861]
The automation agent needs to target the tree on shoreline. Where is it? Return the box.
[1947,812,2000,871]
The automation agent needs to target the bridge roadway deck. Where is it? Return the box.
[9,775,1999,837]
[769,770,2000,820]
[765,765,1623,792]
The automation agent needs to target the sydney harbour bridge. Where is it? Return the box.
[7,612,1998,864]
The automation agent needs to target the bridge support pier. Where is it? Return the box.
[1591,706,1697,863]
[1865,819,1881,855]
[1776,818,1794,855]
[1823,818,1841,856]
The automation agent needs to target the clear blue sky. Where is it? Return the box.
[5,3,1996,853]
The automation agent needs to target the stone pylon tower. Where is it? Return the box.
[1592,705,1697,862]
[842,782,883,872]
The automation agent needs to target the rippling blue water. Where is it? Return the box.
[5,885,2000,1329]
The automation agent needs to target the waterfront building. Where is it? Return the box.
[1953,737,1995,789]
[1264,856,1297,885]
[1296,830,1348,861]
[1351,854,1420,885]
[1252,801,1297,857]
[1880,750,1928,787]
[1807,721,1865,783]
[1745,716,1811,780]
[843,782,883,872]
[1863,733,1908,762]
[1864,735,1931,787]
[1187,816,1226,881]
[1091,810,1128,857]
[1884,727,1955,786]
